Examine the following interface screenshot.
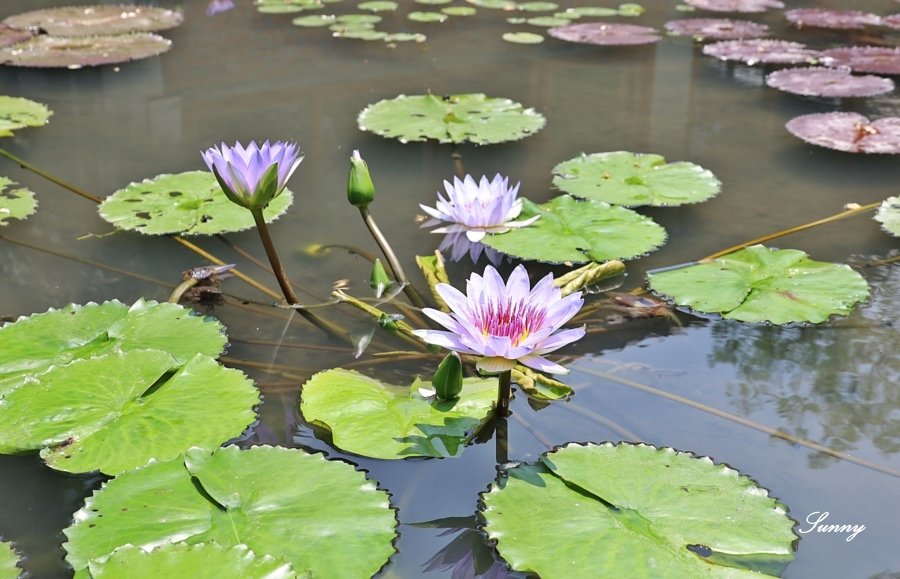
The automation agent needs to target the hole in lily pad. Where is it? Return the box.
[683,0,783,13]
[785,9,882,31]
[820,47,900,76]
[664,18,769,40]
[0,33,172,68]
[2,5,183,37]
[702,39,821,65]
[766,67,894,98]
[548,22,661,45]
[785,112,900,154]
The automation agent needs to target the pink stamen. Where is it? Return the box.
[475,299,547,346]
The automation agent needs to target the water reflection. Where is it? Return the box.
[206,0,235,17]
[415,516,521,579]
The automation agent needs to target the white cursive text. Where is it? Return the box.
[798,511,865,542]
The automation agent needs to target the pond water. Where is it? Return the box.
[1,0,898,577]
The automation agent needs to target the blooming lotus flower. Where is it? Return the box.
[420,174,539,243]
[413,265,585,374]
[201,140,303,211]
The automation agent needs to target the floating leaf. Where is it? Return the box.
[88,543,296,578]
[526,16,569,26]
[567,7,617,17]
[358,93,546,145]
[0,96,52,137]
[821,47,900,76]
[0,299,227,397]
[0,541,20,579]
[0,33,172,68]
[618,3,645,16]
[300,368,497,459]
[99,171,293,235]
[292,14,336,26]
[338,13,381,23]
[408,11,449,22]
[383,32,427,42]
[785,9,881,30]
[647,245,870,324]
[552,151,721,207]
[703,39,820,65]
[664,18,769,40]
[481,442,797,577]
[503,31,544,43]
[766,67,894,98]
[548,22,661,45]
[415,0,452,4]
[683,0,783,13]
[3,5,183,37]
[0,177,36,225]
[465,0,518,8]
[63,446,397,577]
[519,2,558,11]
[0,25,31,48]
[785,112,900,154]
[442,6,476,15]
[358,1,398,12]
[0,350,258,475]
[875,196,900,237]
[482,195,667,264]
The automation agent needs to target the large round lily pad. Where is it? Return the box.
[0,33,171,68]
[481,443,797,578]
[63,446,398,577]
[0,95,52,137]
[88,543,296,578]
[664,18,769,40]
[0,541,19,579]
[99,171,294,236]
[552,151,721,207]
[703,39,820,65]
[482,195,667,264]
[0,350,259,475]
[358,93,546,145]
[820,47,900,76]
[300,368,498,460]
[547,22,661,46]
[875,196,900,237]
[0,25,31,48]
[647,245,870,324]
[0,177,37,225]
[785,9,881,30]
[3,5,183,37]
[765,67,894,98]
[785,112,900,154]
[683,0,783,13]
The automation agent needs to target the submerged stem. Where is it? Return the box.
[359,207,427,308]
[451,146,465,178]
[496,370,512,417]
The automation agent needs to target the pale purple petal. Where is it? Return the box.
[434,283,474,320]
[412,329,479,354]
[531,327,587,354]
[518,354,569,375]
[200,140,302,205]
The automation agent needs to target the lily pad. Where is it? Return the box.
[548,22,661,45]
[0,299,227,397]
[358,1,398,12]
[820,47,900,76]
[0,25,31,48]
[503,31,544,43]
[408,11,448,22]
[0,541,19,579]
[664,18,769,40]
[0,177,37,225]
[647,245,870,324]
[465,0,518,8]
[99,171,294,236]
[482,195,667,264]
[683,0,783,13]
[88,543,296,578]
[481,442,797,578]
[443,6,477,16]
[3,5,183,37]
[0,350,259,475]
[300,368,497,459]
[63,446,398,577]
[0,96,52,137]
[292,14,336,26]
[358,93,546,145]
[875,196,900,237]
[703,39,820,65]
[766,67,894,98]
[0,33,172,68]
[785,112,900,154]
[883,14,900,30]
[519,2,558,11]
[526,16,569,26]
[785,9,881,31]
[552,151,721,207]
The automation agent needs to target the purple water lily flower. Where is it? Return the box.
[201,140,303,211]
[413,265,585,375]
[439,231,506,266]
[420,174,539,243]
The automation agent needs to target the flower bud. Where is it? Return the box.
[432,352,463,401]
[347,149,375,208]
[370,258,392,298]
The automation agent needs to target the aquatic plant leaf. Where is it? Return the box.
[88,543,296,578]
[875,196,900,237]
[552,151,721,207]
[63,446,397,577]
[408,11,448,22]
[618,3,645,16]
[664,18,769,40]
[0,25,31,48]
[0,350,258,475]
[442,6,476,15]
[0,96,52,137]
[0,541,20,579]
[518,2,558,11]
[647,245,870,324]
[0,177,36,225]
[0,299,227,397]
[548,22,661,45]
[683,0,783,13]
[292,14,336,26]
[3,5,183,37]
[820,47,900,76]
[702,39,820,65]
[465,0,518,8]
[503,31,544,43]
[785,9,881,31]
[482,195,667,264]
[567,7,617,17]
[358,1,398,11]
[358,93,546,145]
[99,171,293,235]
[337,13,381,23]
[0,33,171,68]
[883,14,900,30]
[785,112,900,154]
[481,443,797,577]
[300,368,497,459]
[766,67,894,98]
[526,16,569,26]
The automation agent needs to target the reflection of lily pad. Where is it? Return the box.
[0,33,171,68]
[0,95,52,137]
[483,195,667,264]
[0,177,37,225]
[99,171,293,235]
[481,442,797,578]
[785,112,900,154]
[647,245,870,324]
[63,446,398,577]
[552,151,721,207]
[358,93,546,145]
[766,67,894,98]
[703,39,820,65]
[548,22,661,46]
[684,0,783,13]
[821,47,900,76]
[0,541,20,579]
[875,196,900,237]
[3,5,183,37]
[785,9,881,30]
[300,368,497,460]
[664,18,769,40]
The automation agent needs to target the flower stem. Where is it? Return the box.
[0,147,101,203]
[168,277,199,304]
[497,370,512,417]
[451,146,465,178]
[358,207,427,308]
[331,289,428,351]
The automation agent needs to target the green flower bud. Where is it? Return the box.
[432,352,463,401]
[370,258,392,298]
[347,149,375,208]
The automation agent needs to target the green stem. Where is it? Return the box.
[358,207,427,308]
[497,370,512,417]
[331,289,428,351]
[451,146,465,178]
[0,147,101,203]
[168,277,199,304]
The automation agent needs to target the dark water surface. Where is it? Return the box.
[0,0,898,577]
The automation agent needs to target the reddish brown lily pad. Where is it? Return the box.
[683,0,783,13]
[821,47,900,76]
[0,25,32,48]
[664,18,769,40]
[548,22,661,46]
[883,14,900,30]
[0,33,172,68]
[703,39,821,65]
[3,5,183,37]
[786,112,900,154]
[785,9,881,30]
[766,67,895,98]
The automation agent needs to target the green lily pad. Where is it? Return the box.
[98,171,293,236]
[647,245,870,324]
[415,0,452,4]
[383,32,427,42]
[482,195,667,264]
[503,31,544,43]
[0,541,20,579]
[481,442,797,578]
[875,196,899,237]
[552,151,721,207]
[337,13,381,23]
[358,93,546,145]
[526,16,569,26]
[0,177,36,225]
[408,11,448,22]
[63,446,397,577]
[0,300,226,397]
[338,29,387,40]
[358,1,398,11]
[88,543,297,578]
[618,3,645,16]
[0,95,52,137]
[442,6,477,15]
[292,14,336,25]
[300,368,498,459]
[465,0,518,8]
[518,2,558,10]
[257,4,307,13]
[330,21,374,32]
[568,6,617,16]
